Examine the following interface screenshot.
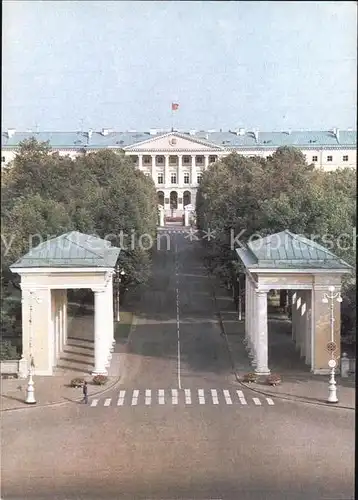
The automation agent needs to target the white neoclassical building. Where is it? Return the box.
[1,127,356,218]
[10,232,121,376]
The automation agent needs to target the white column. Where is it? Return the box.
[254,290,270,375]
[246,279,250,346]
[92,289,108,375]
[191,156,196,186]
[178,155,183,186]
[305,290,312,364]
[151,155,156,180]
[138,154,143,169]
[300,291,306,358]
[59,291,63,353]
[55,295,60,361]
[164,155,170,186]
[184,207,189,226]
[104,283,113,367]
[295,293,302,352]
[291,291,297,343]
[251,285,258,364]
[204,154,209,170]
[159,206,164,226]
[108,278,114,347]
[248,279,252,349]
[244,275,249,343]
[63,291,68,346]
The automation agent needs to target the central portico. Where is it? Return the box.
[123,131,223,217]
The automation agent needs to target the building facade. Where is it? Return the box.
[2,127,356,217]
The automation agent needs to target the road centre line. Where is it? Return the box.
[175,241,182,390]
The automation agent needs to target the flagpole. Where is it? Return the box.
[171,105,174,132]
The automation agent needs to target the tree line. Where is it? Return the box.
[196,146,356,339]
[1,138,158,344]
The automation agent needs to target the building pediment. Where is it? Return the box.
[123,132,224,152]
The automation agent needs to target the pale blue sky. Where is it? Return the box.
[2,1,357,131]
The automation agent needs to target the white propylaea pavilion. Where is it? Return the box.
[236,230,352,375]
[10,231,121,376]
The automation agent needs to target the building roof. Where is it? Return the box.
[236,230,353,272]
[10,231,121,269]
[2,129,356,151]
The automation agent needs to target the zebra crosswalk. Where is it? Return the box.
[162,229,188,234]
[89,389,276,408]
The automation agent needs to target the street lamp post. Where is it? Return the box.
[114,265,125,322]
[236,276,242,321]
[322,285,342,404]
[25,290,41,404]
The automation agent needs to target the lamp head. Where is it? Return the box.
[322,297,329,304]
[328,285,335,293]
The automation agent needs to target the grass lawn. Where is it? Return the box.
[114,311,134,341]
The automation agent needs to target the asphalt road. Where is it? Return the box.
[1,232,355,500]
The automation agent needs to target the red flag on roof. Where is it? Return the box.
[171,102,179,111]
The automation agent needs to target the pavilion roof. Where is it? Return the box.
[236,230,352,271]
[10,231,120,269]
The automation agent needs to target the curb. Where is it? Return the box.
[1,315,139,413]
[0,375,122,413]
[208,271,355,412]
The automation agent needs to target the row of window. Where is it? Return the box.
[156,172,202,184]
[141,155,217,165]
[311,155,349,162]
[1,154,352,164]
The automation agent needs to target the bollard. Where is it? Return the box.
[340,352,350,378]
[184,208,189,227]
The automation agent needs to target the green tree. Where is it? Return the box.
[1,139,158,334]
[196,147,356,336]
[2,140,157,290]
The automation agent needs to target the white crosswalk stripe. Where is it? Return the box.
[223,389,232,405]
[131,389,139,406]
[198,389,205,404]
[117,390,126,406]
[236,390,247,405]
[158,389,165,405]
[211,389,219,405]
[145,389,151,405]
[184,389,192,405]
[89,389,276,407]
[172,389,178,405]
